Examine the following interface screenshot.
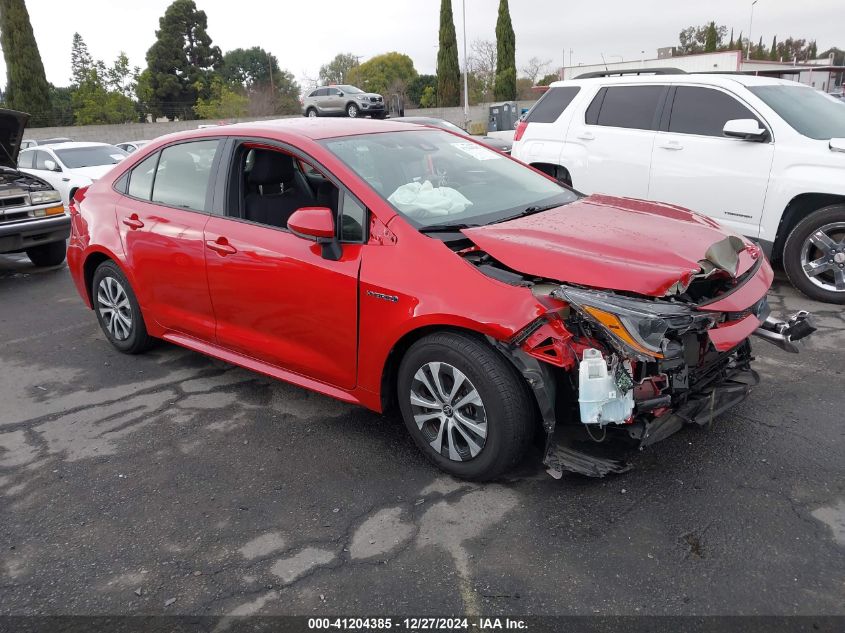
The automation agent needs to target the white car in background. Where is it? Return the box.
[512,73,845,303]
[115,140,150,154]
[18,142,128,206]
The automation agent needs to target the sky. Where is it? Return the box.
[2,0,842,89]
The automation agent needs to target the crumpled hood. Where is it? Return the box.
[462,194,757,297]
[0,108,29,169]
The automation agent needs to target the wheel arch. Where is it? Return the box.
[773,193,845,263]
[81,248,130,308]
[529,162,572,186]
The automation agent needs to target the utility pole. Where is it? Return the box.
[747,0,759,61]
[462,0,469,130]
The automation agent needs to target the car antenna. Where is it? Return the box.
[600,53,609,71]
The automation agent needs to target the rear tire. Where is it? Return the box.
[397,332,535,481]
[783,204,845,304]
[26,240,66,267]
[92,261,154,354]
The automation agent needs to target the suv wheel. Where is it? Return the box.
[92,261,153,354]
[397,332,534,481]
[783,204,845,304]
[346,103,359,118]
[26,240,66,267]
[306,108,318,118]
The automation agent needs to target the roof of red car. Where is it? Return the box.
[221,117,425,141]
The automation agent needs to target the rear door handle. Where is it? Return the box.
[657,140,684,150]
[206,238,237,256]
[122,214,144,229]
[576,131,595,141]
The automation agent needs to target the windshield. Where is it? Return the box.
[55,145,127,168]
[749,85,845,140]
[322,129,577,229]
[338,85,363,94]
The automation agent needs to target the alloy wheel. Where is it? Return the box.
[409,362,488,462]
[308,109,317,118]
[800,222,845,293]
[97,276,133,341]
[347,104,358,118]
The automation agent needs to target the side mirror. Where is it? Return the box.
[829,138,845,153]
[287,207,341,260]
[723,119,769,142]
[43,159,61,172]
[337,92,344,97]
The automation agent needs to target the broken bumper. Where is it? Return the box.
[752,311,816,353]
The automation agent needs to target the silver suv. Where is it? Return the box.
[302,85,385,119]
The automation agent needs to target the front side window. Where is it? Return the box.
[340,193,366,242]
[322,129,577,230]
[669,87,761,137]
[35,151,56,170]
[338,85,364,95]
[749,85,845,140]
[18,151,34,169]
[590,85,664,130]
[54,145,126,168]
[151,140,220,212]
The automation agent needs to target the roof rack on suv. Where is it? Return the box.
[574,68,687,79]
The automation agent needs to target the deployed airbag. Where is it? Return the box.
[388,180,472,219]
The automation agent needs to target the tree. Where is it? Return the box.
[222,47,276,89]
[319,53,358,85]
[728,28,734,50]
[106,52,139,99]
[71,32,94,87]
[49,84,74,126]
[819,47,845,65]
[521,56,551,85]
[538,72,559,86]
[494,0,516,101]
[770,35,778,60]
[347,51,417,97]
[437,0,461,107]
[408,74,436,107]
[0,0,52,125]
[704,22,719,53]
[194,76,248,119]
[142,0,222,120]
[71,63,136,125]
[468,39,497,102]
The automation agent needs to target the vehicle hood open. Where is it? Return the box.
[461,194,757,297]
[0,108,29,169]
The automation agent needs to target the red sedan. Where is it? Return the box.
[67,119,813,480]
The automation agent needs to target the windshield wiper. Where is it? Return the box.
[517,203,562,217]
[418,222,479,233]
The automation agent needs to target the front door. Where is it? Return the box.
[203,144,362,390]
[648,85,775,238]
[115,139,221,341]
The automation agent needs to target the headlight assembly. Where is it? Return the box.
[30,190,62,205]
[553,286,716,360]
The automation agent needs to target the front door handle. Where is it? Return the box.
[657,140,684,150]
[206,237,237,256]
[122,214,144,229]
[61,178,70,182]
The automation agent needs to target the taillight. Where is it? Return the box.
[514,119,528,142]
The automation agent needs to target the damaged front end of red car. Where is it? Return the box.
[460,196,816,478]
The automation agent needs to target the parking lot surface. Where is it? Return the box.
[1,253,844,617]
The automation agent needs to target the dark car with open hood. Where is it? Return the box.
[66,119,816,480]
[0,109,68,266]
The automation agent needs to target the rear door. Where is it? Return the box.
[648,85,774,237]
[115,139,222,341]
[567,84,667,198]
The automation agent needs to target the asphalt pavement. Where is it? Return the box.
[1,252,843,618]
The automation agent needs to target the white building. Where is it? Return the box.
[560,51,843,93]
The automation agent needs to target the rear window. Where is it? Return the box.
[589,85,665,130]
[18,151,34,169]
[524,87,581,123]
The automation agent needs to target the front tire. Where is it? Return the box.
[397,332,535,481]
[26,240,66,267]
[346,103,359,118]
[92,261,153,354]
[783,204,845,304]
[306,108,318,118]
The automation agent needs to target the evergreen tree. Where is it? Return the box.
[807,40,817,60]
[756,36,764,59]
[142,0,222,120]
[494,0,516,101]
[436,0,460,107]
[728,28,734,50]
[770,35,778,61]
[71,32,93,87]
[704,21,719,53]
[0,0,52,125]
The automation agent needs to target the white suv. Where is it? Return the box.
[512,73,845,304]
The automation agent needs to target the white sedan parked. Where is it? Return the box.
[115,140,150,154]
[18,142,128,206]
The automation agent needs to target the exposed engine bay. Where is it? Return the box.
[451,235,816,478]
